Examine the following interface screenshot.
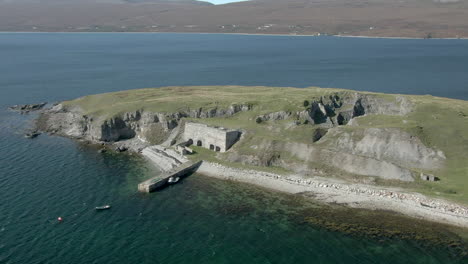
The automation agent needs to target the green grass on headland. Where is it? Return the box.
[63,86,468,204]
[352,96,468,203]
[187,145,292,176]
[63,86,346,118]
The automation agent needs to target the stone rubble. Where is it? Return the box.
[204,162,468,218]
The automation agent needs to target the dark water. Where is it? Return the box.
[0,33,467,263]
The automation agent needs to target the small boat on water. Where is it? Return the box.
[167,176,180,184]
[95,205,111,211]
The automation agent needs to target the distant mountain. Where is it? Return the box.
[0,0,214,3]
[124,0,213,4]
[0,0,467,38]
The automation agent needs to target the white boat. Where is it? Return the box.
[95,205,111,210]
[167,176,180,184]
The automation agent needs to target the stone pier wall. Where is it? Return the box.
[138,160,202,193]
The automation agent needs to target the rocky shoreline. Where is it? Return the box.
[17,86,468,229]
[36,120,467,229]
[27,108,468,228]
[106,139,468,229]
[196,162,468,228]
[9,102,47,114]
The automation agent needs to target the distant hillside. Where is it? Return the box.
[0,0,467,37]
[0,0,212,3]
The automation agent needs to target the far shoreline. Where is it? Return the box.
[0,31,467,40]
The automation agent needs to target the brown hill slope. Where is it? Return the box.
[0,0,467,38]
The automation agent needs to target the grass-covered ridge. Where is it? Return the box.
[62,86,468,204]
[63,86,348,117]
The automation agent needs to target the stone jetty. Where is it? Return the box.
[138,160,202,193]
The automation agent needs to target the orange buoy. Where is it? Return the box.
[57,217,63,222]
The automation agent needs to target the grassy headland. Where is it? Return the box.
[61,86,468,204]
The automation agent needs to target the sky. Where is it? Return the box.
[205,0,250,4]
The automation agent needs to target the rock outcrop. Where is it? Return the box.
[227,123,446,182]
[9,102,47,114]
[227,139,420,182]
[258,92,413,127]
[255,111,292,123]
[35,89,444,183]
[141,145,189,172]
[36,103,253,144]
[318,127,446,170]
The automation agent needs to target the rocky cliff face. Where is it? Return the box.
[256,92,413,127]
[226,129,445,182]
[318,127,446,170]
[37,103,252,144]
[301,92,412,125]
[223,93,445,182]
[37,91,444,182]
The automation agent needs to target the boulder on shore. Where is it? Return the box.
[115,146,128,152]
[9,102,47,114]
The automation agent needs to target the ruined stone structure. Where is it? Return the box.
[175,144,194,155]
[183,122,240,152]
[420,173,437,182]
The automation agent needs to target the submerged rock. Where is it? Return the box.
[9,102,47,114]
[24,131,41,139]
[98,148,107,153]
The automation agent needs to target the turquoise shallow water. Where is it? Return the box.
[0,33,467,263]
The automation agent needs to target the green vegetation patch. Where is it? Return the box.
[351,96,468,203]
[63,86,347,118]
[63,86,468,204]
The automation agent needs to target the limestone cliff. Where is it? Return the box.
[318,127,446,170]
[37,102,252,144]
[36,86,464,186]
[225,127,445,182]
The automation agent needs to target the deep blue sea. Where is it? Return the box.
[0,33,467,264]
